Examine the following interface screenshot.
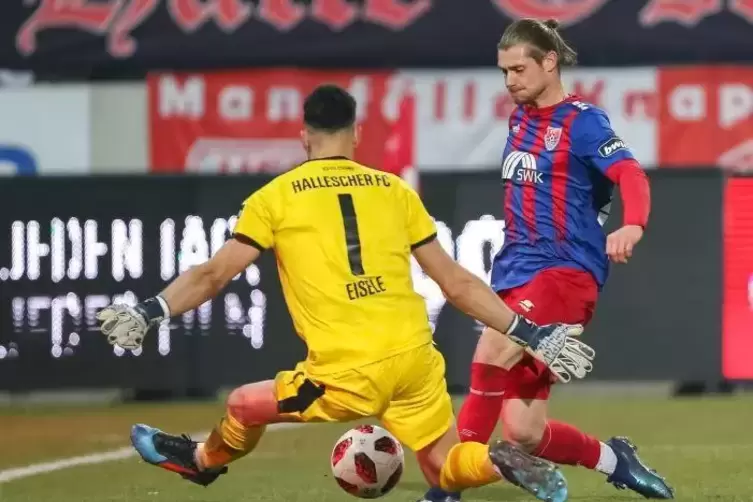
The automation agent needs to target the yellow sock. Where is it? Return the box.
[439,442,502,492]
[198,412,265,469]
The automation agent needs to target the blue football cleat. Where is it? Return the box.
[606,437,674,499]
[489,440,568,502]
[130,424,227,487]
[416,486,461,502]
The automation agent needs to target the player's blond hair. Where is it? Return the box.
[498,18,577,69]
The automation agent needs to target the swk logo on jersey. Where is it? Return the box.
[502,151,543,184]
[16,0,432,58]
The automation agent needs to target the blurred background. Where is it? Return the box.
[1,1,753,500]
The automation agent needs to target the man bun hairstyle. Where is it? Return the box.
[498,18,578,68]
[303,84,357,133]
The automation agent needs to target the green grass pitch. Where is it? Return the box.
[2,395,753,501]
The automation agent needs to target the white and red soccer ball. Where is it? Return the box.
[331,425,405,498]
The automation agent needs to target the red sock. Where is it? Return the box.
[533,420,601,469]
[457,363,508,443]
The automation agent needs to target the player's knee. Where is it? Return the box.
[226,380,278,426]
[473,327,524,368]
[501,417,546,452]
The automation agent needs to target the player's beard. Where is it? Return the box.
[512,83,546,106]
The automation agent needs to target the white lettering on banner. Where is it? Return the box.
[267,87,301,122]
[668,82,753,130]
[718,139,753,172]
[669,84,706,121]
[185,138,305,173]
[1,212,510,357]
[400,68,658,169]
[2,215,268,357]
[158,74,374,123]
[219,86,253,121]
[159,75,205,118]
[719,83,753,129]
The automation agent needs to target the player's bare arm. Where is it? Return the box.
[96,238,259,350]
[412,239,519,336]
[159,239,260,315]
[412,239,595,382]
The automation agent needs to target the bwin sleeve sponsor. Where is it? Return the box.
[598,137,627,158]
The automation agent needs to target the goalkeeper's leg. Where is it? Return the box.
[415,424,568,502]
[197,380,294,468]
[130,380,297,486]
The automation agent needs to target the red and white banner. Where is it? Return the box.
[149,66,753,172]
[149,70,400,173]
[401,68,657,169]
[149,67,660,172]
[658,67,753,172]
[722,177,753,380]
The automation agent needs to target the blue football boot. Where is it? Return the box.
[417,441,567,502]
[130,424,227,487]
[490,440,568,502]
[416,487,461,502]
[606,437,674,499]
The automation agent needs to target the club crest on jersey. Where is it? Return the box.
[512,124,520,135]
[544,127,562,151]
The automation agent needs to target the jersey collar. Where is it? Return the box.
[523,94,579,117]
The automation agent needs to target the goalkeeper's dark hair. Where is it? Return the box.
[303,84,357,133]
[498,18,577,68]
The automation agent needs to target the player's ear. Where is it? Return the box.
[542,51,558,73]
[300,129,310,154]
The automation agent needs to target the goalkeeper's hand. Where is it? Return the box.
[97,297,168,350]
[505,315,595,383]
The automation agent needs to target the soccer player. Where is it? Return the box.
[98,85,595,502]
[420,19,673,502]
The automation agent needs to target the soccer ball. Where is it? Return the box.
[330,425,405,499]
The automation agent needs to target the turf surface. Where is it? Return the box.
[2,395,752,501]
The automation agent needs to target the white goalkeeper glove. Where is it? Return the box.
[97,297,170,350]
[505,314,595,383]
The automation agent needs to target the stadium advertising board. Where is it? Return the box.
[149,68,658,172]
[148,70,396,173]
[658,67,753,172]
[722,177,753,380]
[149,66,753,172]
[2,0,753,80]
[0,86,91,175]
[0,171,724,393]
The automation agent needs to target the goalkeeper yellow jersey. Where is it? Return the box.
[233,157,437,375]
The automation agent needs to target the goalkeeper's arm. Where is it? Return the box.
[412,238,540,347]
[139,239,260,321]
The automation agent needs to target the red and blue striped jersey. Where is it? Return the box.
[491,95,635,291]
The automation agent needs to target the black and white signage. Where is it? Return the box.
[0,171,726,391]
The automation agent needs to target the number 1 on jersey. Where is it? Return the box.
[337,194,365,276]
